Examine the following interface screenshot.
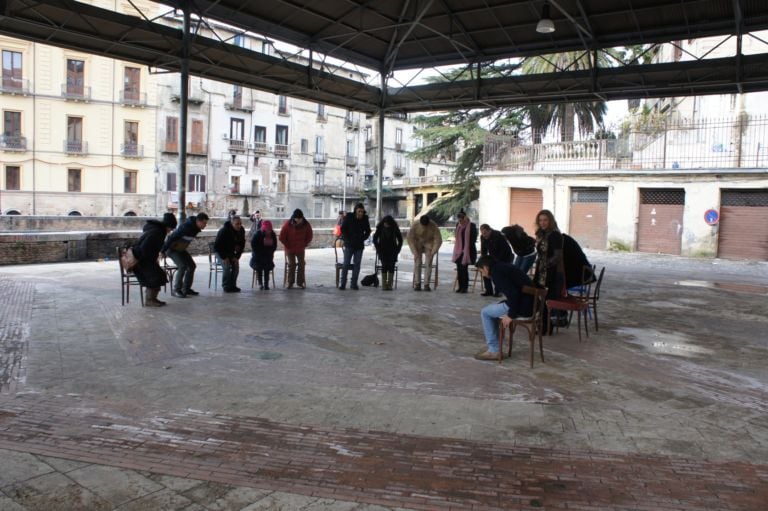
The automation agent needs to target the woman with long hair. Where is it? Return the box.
[533,209,566,329]
[372,215,403,290]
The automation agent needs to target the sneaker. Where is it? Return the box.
[185,289,200,296]
[233,286,241,292]
[223,287,237,293]
[474,350,501,361]
[350,284,359,290]
[414,284,422,291]
[259,285,264,290]
[338,285,346,290]
[480,292,493,297]
[172,289,186,298]
[423,284,431,292]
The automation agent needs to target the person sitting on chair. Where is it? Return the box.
[406,215,443,291]
[372,215,403,291]
[132,212,177,307]
[278,209,313,289]
[250,220,277,290]
[501,224,537,275]
[161,212,209,298]
[339,203,371,290]
[479,224,513,297]
[472,255,535,361]
[214,214,246,293]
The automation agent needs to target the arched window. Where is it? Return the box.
[123,211,137,216]
[4,209,21,215]
[67,210,82,216]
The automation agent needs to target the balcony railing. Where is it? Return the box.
[64,140,88,154]
[393,166,406,177]
[0,135,27,151]
[228,139,246,152]
[310,184,344,195]
[484,115,768,171]
[345,155,358,167]
[170,86,205,105]
[395,142,405,152]
[61,84,91,101]
[0,78,31,95]
[274,144,289,156]
[365,139,374,150]
[313,152,328,164]
[163,141,179,153]
[119,90,147,106]
[344,117,360,130]
[251,141,268,154]
[188,143,208,155]
[120,143,144,157]
[225,99,254,112]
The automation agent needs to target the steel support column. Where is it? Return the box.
[376,74,386,222]
[178,1,190,220]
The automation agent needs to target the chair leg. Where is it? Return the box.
[538,326,545,363]
[584,308,589,338]
[121,279,126,306]
[529,331,534,368]
[497,324,504,364]
[593,300,599,332]
[139,285,144,307]
[576,309,582,342]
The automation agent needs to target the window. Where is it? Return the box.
[278,95,288,114]
[346,139,354,156]
[166,172,177,191]
[5,165,20,190]
[66,116,83,153]
[189,174,206,192]
[317,103,326,120]
[2,50,23,90]
[251,179,259,194]
[68,168,81,192]
[233,34,244,47]
[313,201,323,218]
[277,173,287,193]
[315,136,324,155]
[254,125,266,143]
[66,59,85,95]
[300,138,308,153]
[123,121,138,155]
[230,118,244,141]
[395,128,403,145]
[230,175,240,193]
[314,168,324,187]
[191,120,204,154]
[124,170,137,193]
[123,66,140,102]
[275,125,288,145]
[165,116,178,152]
[232,85,242,108]
[4,110,21,136]
[418,167,426,177]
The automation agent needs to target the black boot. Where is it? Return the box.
[263,270,270,290]
[257,271,264,290]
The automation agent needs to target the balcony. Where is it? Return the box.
[345,155,358,167]
[188,143,208,156]
[228,139,246,152]
[365,139,374,150]
[61,84,91,101]
[163,141,179,153]
[316,113,327,123]
[0,78,31,95]
[120,143,143,158]
[310,184,344,196]
[313,152,328,164]
[278,106,290,116]
[393,166,406,177]
[251,141,269,154]
[225,99,254,113]
[119,90,147,106]
[170,86,205,105]
[63,140,88,155]
[275,161,289,171]
[0,135,27,152]
[274,144,290,157]
[344,117,360,130]
[395,142,405,152]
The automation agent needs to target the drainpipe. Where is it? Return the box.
[376,74,386,222]
[178,3,190,221]
[32,43,37,215]
[111,57,116,216]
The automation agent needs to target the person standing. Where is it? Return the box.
[533,209,566,330]
[214,214,246,293]
[161,212,209,298]
[453,209,478,293]
[406,215,443,291]
[339,203,371,290]
[501,224,537,275]
[248,210,263,242]
[279,209,313,289]
[479,224,513,296]
[132,212,177,307]
[372,215,403,291]
[250,220,277,290]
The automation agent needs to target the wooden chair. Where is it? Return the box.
[546,293,589,342]
[374,251,398,289]
[117,247,143,306]
[333,238,350,288]
[452,265,481,292]
[251,268,276,289]
[283,252,308,288]
[208,242,223,289]
[161,254,177,294]
[411,253,438,289]
[497,286,547,367]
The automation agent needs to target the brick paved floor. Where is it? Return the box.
[1,248,767,510]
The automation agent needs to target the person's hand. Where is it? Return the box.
[500,315,512,327]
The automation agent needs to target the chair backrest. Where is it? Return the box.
[334,237,344,264]
[522,285,548,326]
[116,246,128,275]
[590,266,606,300]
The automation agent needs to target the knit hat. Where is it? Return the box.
[162,213,177,229]
[261,220,273,232]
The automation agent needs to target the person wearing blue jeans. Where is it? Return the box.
[473,256,535,361]
[339,203,371,290]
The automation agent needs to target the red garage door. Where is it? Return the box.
[508,188,543,232]
[718,189,768,260]
[637,189,685,255]
[569,188,608,250]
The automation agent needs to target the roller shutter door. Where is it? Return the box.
[569,188,608,249]
[717,189,768,260]
[508,188,543,231]
[637,189,684,255]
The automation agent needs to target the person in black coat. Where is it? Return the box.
[372,215,403,291]
[501,225,537,274]
[479,224,513,296]
[161,212,209,297]
[339,203,371,290]
[562,234,595,288]
[214,215,246,292]
[132,212,177,307]
[250,220,277,290]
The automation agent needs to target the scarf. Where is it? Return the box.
[453,221,472,265]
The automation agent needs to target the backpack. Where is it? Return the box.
[361,273,379,287]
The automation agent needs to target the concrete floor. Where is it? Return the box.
[0,246,767,510]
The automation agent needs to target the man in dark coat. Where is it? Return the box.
[132,212,177,307]
[214,215,246,293]
[161,212,209,297]
[472,256,534,361]
[562,234,595,288]
[339,202,371,290]
[479,224,513,297]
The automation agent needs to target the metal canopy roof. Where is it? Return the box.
[1,0,768,113]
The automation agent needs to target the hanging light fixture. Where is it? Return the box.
[536,1,555,34]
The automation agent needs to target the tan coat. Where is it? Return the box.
[407,219,443,259]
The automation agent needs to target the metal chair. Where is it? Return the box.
[208,242,223,289]
[586,266,606,331]
[333,237,351,288]
[117,246,143,306]
[161,254,177,294]
[498,286,548,367]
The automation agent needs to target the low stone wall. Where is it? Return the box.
[0,229,341,265]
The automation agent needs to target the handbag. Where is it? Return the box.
[120,246,139,271]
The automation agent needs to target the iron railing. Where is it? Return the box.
[61,83,91,101]
[63,140,88,154]
[0,135,27,151]
[120,143,143,157]
[0,78,31,94]
[119,90,147,106]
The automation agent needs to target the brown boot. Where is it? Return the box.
[145,288,165,307]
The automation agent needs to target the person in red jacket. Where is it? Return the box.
[278,209,313,288]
